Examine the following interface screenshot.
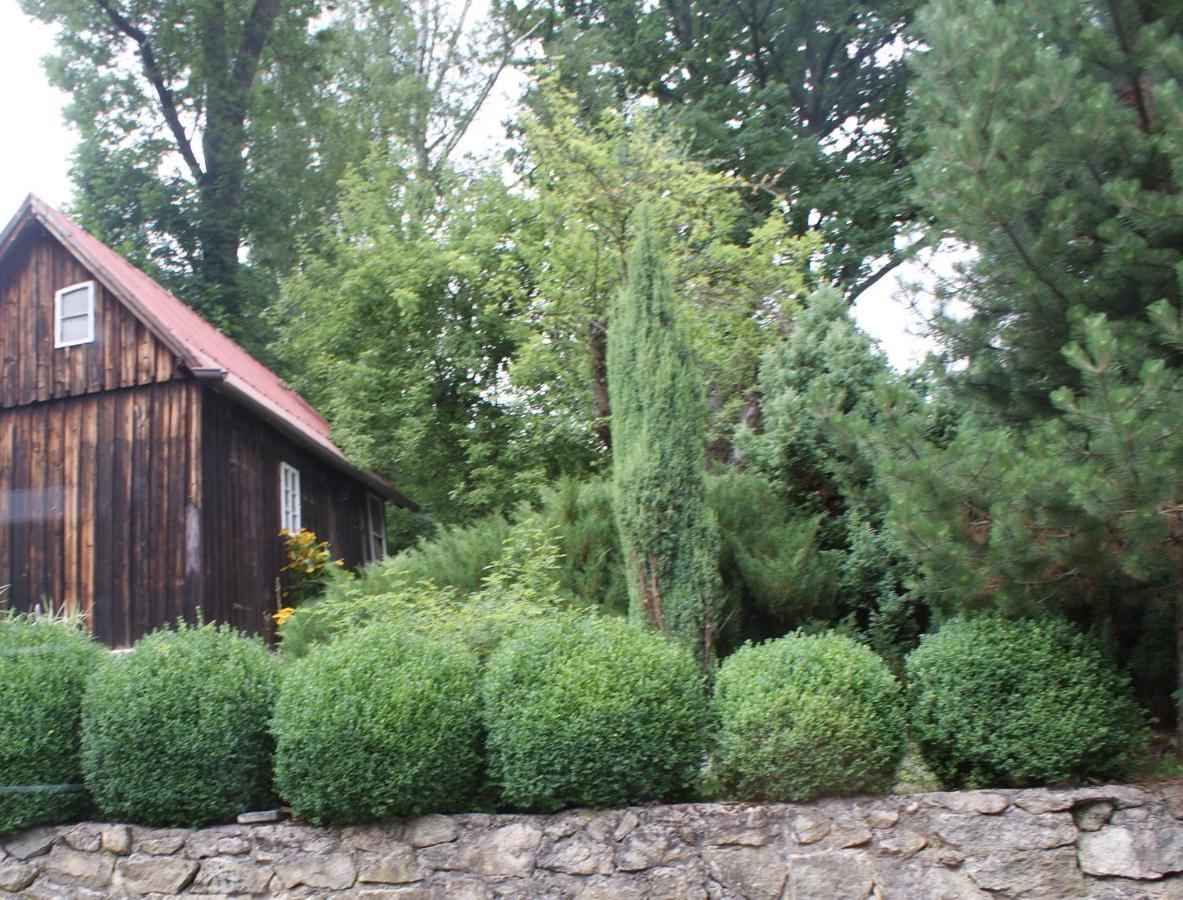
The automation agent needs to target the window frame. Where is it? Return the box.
[279,462,302,533]
[366,492,387,562]
[54,280,96,349]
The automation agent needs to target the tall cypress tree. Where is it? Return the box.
[609,207,720,669]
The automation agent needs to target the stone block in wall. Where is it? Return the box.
[1078,821,1183,880]
[119,855,199,894]
[189,857,274,895]
[44,844,114,890]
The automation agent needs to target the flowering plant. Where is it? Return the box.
[275,528,345,623]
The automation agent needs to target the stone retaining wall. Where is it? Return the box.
[1,783,1181,898]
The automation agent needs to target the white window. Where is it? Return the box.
[54,281,96,348]
[366,493,387,561]
[280,463,302,532]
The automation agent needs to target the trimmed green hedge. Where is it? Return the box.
[905,616,1148,788]
[482,615,708,812]
[713,631,906,801]
[272,624,482,824]
[81,622,278,827]
[0,614,102,835]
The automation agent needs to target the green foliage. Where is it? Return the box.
[510,82,818,459]
[609,207,722,666]
[533,478,629,616]
[272,624,482,823]
[910,0,1183,418]
[520,0,920,295]
[712,631,906,802]
[272,167,563,521]
[356,514,515,598]
[482,615,708,811]
[279,527,577,660]
[307,470,847,658]
[707,470,841,647]
[0,614,101,835]
[23,0,532,348]
[81,623,277,828]
[20,0,325,338]
[739,291,923,660]
[855,310,1183,722]
[905,617,1149,788]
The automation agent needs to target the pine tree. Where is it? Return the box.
[857,306,1183,746]
[609,207,721,669]
[910,0,1183,420]
[739,290,924,660]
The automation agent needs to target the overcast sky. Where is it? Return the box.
[0,0,940,369]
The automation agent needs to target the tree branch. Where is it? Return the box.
[92,0,204,182]
[232,0,283,105]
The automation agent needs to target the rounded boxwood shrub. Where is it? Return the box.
[0,614,102,835]
[905,616,1148,788]
[81,622,278,827]
[272,624,482,824]
[713,631,906,802]
[482,614,709,812]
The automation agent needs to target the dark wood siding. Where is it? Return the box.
[201,388,370,636]
[0,224,177,409]
[0,381,202,645]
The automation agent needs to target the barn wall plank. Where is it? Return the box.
[0,381,201,645]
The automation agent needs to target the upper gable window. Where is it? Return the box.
[54,281,96,348]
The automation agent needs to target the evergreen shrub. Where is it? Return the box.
[272,623,482,823]
[713,631,906,801]
[482,614,709,812]
[81,622,277,827]
[0,614,102,835]
[905,616,1148,788]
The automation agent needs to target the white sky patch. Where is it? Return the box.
[0,2,75,213]
[852,241,974,371]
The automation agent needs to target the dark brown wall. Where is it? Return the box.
[0,226,378,645]
[0,225,177,409]
[0,381,203,645]
[201,388,372,637]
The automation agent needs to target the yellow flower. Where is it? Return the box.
[273,607,295,626]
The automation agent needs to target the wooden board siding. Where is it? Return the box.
[0,224,177,409]
[0,381,202,645]
[201,388,371,637]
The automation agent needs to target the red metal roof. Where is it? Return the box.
[0,195,413,507]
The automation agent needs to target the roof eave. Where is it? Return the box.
[205,376,418,510]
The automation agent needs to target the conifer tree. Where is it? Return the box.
[910,0,1183,420]
[850,306,1183,745]
[609,207,721,669]
[740,290,924,659]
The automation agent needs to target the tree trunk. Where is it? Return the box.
[588,319,612,451]
[198,5,247,326]
[1176,578,1183,755]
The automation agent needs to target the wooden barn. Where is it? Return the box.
[0,195,414,645]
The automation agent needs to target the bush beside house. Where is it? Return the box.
[0,614,101,834]
[80,623,278,828]
[272,624,483,824]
